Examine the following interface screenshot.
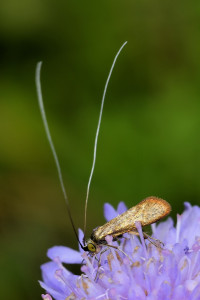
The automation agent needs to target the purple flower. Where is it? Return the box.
[40,202,200,299]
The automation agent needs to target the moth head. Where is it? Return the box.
[83,239,97,253]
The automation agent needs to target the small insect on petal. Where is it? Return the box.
[84,196,171,253]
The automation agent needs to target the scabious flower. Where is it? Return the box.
[40,201,200,299]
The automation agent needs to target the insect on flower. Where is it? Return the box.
[83,196,171,254]
[35,42,171,260]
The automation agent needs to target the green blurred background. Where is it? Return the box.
[1,0,200,299]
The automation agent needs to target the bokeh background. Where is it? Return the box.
[1,1,200,299]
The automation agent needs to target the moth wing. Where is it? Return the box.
[93,196,171,241]
[131,196,171,226]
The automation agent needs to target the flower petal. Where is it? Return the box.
[39,281,66,300]
[77,228,85,253]
[42,294,53,300]
[40,262,67,295]
[47,246,82,264]
[117,201,127,214]
[179,204,200,246]
[104,203,118,221]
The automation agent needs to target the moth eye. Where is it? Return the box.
[88,243,96,252]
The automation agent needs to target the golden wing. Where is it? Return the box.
[92,196,171,242]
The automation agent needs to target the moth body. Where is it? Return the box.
[83,196,171,253]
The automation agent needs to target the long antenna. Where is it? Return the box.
[35,62,83,249]
[83,41,128,240]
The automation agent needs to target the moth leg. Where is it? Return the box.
[95,243,135,281]
[81,258,85,265]
[129,230,164,249]
[106,244,134,263]
[143,232,164,248]
[94,247,109,281]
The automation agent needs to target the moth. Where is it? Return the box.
[83,196,171,253]
[36,41,171,258]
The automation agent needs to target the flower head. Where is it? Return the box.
[40,201,200,299]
